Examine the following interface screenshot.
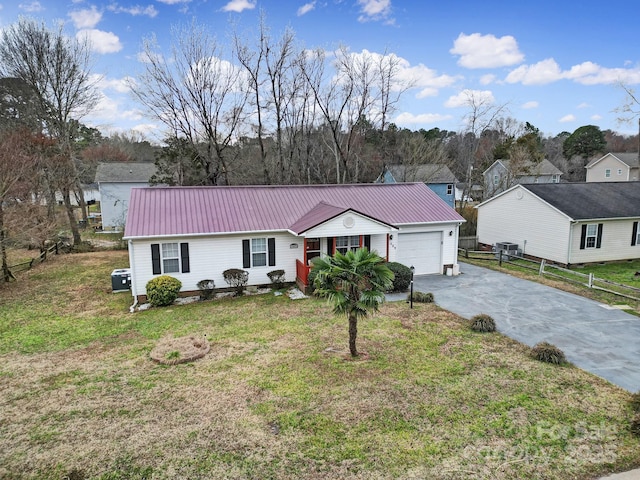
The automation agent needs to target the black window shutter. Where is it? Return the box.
[242,239,251,268]
[364,235,371,251]
[268,238,276,266]
[151,244,161,274]
[327,237,334,256]
[632,222,638,246]
[596,223,603,249]
[180,243,190,273]
[579,224,587,250]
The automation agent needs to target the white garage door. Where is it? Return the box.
[396,232,442,275]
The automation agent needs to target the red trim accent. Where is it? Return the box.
[359,235,363,247]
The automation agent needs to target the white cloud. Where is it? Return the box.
[18,1,44,13]
[450,33,524,69]
[156,0,190,4]
[94,75,132,93]
[69,6,102,29]
[559,114,576,123]
[577,102,591,109]
[221,0,256,12]
[506,58,640,86]
[521,101,539,109]
[480,74,496,85]
[107,4,159,17]
[77,29,122,54]
[297,2,315,16]
[445,89,495,108]
[357,0,392,22]
[395,111,453,125]
[591,114,603,121]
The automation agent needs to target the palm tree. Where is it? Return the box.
[312,248,394,357]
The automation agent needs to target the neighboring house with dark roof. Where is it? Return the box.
[95,162,157,229]
[123,183,465,302]
[585,152,639,182]
[476,182,640,265]
[376,164,458,207]
[483,159,562,198]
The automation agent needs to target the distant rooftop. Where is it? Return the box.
[95,162,157,183]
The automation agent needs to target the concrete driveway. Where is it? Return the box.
[388,262,640,392]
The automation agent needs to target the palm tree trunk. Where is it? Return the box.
[348,312,358,357]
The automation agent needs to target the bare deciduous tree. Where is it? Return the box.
[0,18,100,245]
[131,21,249,186]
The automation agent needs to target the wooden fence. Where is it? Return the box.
[6,241,65,277]
[458,248,640,303]
[458,236,478,250]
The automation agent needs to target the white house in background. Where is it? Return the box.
[95,162,157,230]
[476,182,640,266]
[483,158,562,198]
[585,153,639,182]
[123,183,465,302]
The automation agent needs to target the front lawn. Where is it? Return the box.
[0,251,638,479]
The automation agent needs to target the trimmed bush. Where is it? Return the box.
[409,291,434,303]
[223,268,249,296]
[267,269,286,289]
[530,342,566,365]
[146,275,182,307]
[469,313,496,333]
[197,279,215,300]
[385,262,412,292]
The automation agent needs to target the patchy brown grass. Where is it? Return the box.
[149,334,210,364]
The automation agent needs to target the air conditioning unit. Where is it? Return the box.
[494,242,519,260]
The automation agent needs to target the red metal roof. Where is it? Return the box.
[123,183,465,239]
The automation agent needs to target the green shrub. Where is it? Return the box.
[530,342,566,365]
[469,313,496,333]
[267,269,286,289]
[197,279,215,300]
[146,275,182,307]
[630,392,640,413]
[385,262,412,292]
[631,413,640,437]
[409,291,434,303]
[223,268,249,296]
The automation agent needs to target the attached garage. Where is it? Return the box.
[396,232,442,275]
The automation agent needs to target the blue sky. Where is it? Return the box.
[1,0,639,141]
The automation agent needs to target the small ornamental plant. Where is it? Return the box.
[410,291,434,304]
[469,313,496,333]
[223,268,249,296]
[146,275,182,307]
[197,279,216,300]
[385,262,412,292]
[530,342,566,365]
[267,269,286,290]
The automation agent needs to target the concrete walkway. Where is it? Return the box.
[387,262,640,392]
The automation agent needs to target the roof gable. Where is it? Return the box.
[95,162,157,183]
[124,183,464,239]
[385,164,458,183]
[586,152,640,169]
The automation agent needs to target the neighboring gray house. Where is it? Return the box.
[585,152,639,182]
[376,164,458,208]
[483,159,562,198]
[476,182,640,266]
[95,162,157,230]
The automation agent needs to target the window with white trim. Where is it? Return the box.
[251,238,267,267]
[585,224,598,248]
[552,174,559,183]
[446,184,453,195]
[493,174,499,186]
[162,243,180,273]
[336,235,360,254]
[605,169,611,178]
[618,169,622,175]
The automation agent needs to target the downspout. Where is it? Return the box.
[128,239,138,313]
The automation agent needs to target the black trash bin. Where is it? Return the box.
[111,268,131,292]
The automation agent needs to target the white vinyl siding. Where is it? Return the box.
[99,182,150,228]
[477,186,572,264]
[569,219,640,264]
[586,154,629,183]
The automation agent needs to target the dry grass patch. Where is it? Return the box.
[149,334,210,365]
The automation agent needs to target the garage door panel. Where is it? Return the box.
[397,232,441,275]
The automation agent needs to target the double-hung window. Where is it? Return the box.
[493,174,499,186]
[251,238,267,267]
[336,235,360,254]
[162,243,180,273]
[585,224,598,248]
[446,184,453,195]
[151,242,190,275]
[605,169,611,178]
